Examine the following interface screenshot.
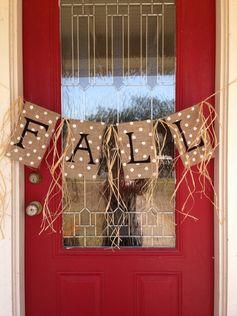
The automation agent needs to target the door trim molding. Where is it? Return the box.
[0,0,236,315]
[0,1,24,315]
[215,0,237,315]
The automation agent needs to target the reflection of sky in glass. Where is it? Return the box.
[62,75,175,122]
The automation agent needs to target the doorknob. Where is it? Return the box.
[26,201,43,216]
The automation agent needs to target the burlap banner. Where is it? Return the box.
[5,101,215,179]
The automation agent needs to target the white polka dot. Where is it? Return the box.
[22,110,26,114]
[123,163,127,166]
[6,153,11,157]
[187,141,191,145]
[180,138,183,142]
[145,166,149,171]
[151,146,154,149]
[101,122,105,125]
[19,157,22,161]
[38,156,42,160]
[135,163,140,166]
[65,156,69,160]
[14,148,18,152]
[167,116,171,121]
[127,144,130,148]
[88,140,92,144]
[45,133,49,138]
[10,141,14,145]
[185,123,189,127]
[70,165,75,169]
[132,135,136,140]
[138,174,141,178]
[99,135,102,139]
[48,120,52,124]
[79,157,83,161]
[20,124,24,128]
[185,161,189,165]
[139,127,143,132]
[97,146,100,150]
[143,154,147,158]
[35,115,39,119]
[149,132,152,137]
[64,173,68,177]
[191,107,195,111]
[95,159,99,163]
[42,145,46,149]
[121,150,125,154]
[87,166,91,170]
[193,127,197,131]
[130,122,134,125]
[178,112,182,117]
[142,141,146,145]
[200,155,204,159]
[187,114,191,119]
[202,147,205,152]
[29,105,34,110]
[44,111,48,115]
[90,126,93,130]
[189,134,193,138]
[147,119,151,123]
[78,173,82,177]
[123,130,127,134]
[28,141,32,145]
[152,159,156,163]
[92,175,96,179]
[40,126,44,130]
[192,157,196,162]
[196,119,200,123]
[130,168,134,172]
[72,124,77,128]
[186,154,189,159]
[30,161,34,165]
[193,151,197,155]
[126,175,129,179]
[134,149,138,153]
[33,149,37,153]
[37,137,41,141]
[26,153,30,157]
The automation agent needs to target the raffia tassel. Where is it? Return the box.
[100,124,128,247]
[40,118,72,233]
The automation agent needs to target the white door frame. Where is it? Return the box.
[0,0,237,315]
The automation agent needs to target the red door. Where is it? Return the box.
[24,0,215,315]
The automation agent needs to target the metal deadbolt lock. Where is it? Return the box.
[26,201,43,216]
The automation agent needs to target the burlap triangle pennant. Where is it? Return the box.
[166,104,213,167]
[5,102,60,168]
[117,120,158,180]
[64,120,105,180]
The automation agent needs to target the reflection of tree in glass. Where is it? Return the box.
[87,96,174,123]
[63,97,175,247]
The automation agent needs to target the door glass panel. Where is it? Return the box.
[61,0,176,247]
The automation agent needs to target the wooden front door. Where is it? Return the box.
[24,0,215,315]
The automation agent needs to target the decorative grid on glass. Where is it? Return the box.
[61,0,176,247]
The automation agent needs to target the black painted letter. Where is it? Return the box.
[173,120,204,152]
[14,117,49,149]
[126,132,151,164]
[66,133,95,164]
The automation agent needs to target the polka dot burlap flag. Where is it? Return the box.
[5,102,60,168]
[117,120,158,180]
[166,104,214,167]
[64,120,105,180]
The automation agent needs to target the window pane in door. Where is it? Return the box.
[61,0,176,247]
